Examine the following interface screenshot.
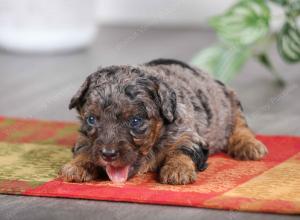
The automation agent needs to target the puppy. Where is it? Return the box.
[60,59,268,185]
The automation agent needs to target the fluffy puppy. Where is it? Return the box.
[60,59,268,185]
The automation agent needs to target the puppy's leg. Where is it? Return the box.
[60,135,98,182]
[159,141,208,185]
[227,109,268,160]
[59,154,98,182]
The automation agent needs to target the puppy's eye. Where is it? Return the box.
[129,116,144,128]
[86,115,96,126]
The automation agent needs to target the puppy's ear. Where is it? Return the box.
[69,76,91,110]
[136,76,177,122]
[157,82,177,122]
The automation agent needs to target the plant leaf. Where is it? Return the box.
[269,0,288,6]
[210,0,270,46]
[277,21,300,63]
[191,45,250,82]
[255,53,286,86]
[286,0,300,18]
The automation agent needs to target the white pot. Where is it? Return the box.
[96,0,288,30]
[0,0,97,53]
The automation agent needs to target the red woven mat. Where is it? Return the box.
[0,116,299,214]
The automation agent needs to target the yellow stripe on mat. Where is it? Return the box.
[0,142,71,183]
[224,153,300,202]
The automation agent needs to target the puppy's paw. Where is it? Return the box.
[228,139,268,161]
[59,163,97,182]
[159,160,197,185]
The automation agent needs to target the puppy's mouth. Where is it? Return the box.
[105,165,131,183]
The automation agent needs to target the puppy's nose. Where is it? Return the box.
[101,148,119,162]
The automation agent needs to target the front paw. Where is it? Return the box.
[159,159,197,185]
[59,163,97,182]
[228,139,268,161]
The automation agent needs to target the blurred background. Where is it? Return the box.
[0,1,300,219]
[0,0,299,135]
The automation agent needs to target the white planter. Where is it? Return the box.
[0,0,97,53]
[96,0,287,30]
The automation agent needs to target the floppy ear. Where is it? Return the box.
[69,76,91,110]
[135,76,177,122]
[157,82,177,123]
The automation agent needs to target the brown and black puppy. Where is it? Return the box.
[60,59,268,185]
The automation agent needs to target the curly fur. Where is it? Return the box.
[60,58,268,185]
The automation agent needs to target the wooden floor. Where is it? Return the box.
[0,26,299,220]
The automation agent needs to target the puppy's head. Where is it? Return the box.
[69,66,176,183]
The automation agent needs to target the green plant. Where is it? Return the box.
[192,0,300,86]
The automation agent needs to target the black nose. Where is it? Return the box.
[101,148,119,162]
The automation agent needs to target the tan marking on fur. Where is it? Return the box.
[131,119,164,175]
[158,134,198,185]
[159,153,196,185]
[138,119,163,155]
[136,129,193,176]
[169,134,193,148]
[59,154,98,182]
[121,106,137,119]
[227,110,268,160]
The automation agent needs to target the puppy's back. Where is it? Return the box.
[141,59,237,153]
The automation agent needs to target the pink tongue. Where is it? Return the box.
[106,165,130,183]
